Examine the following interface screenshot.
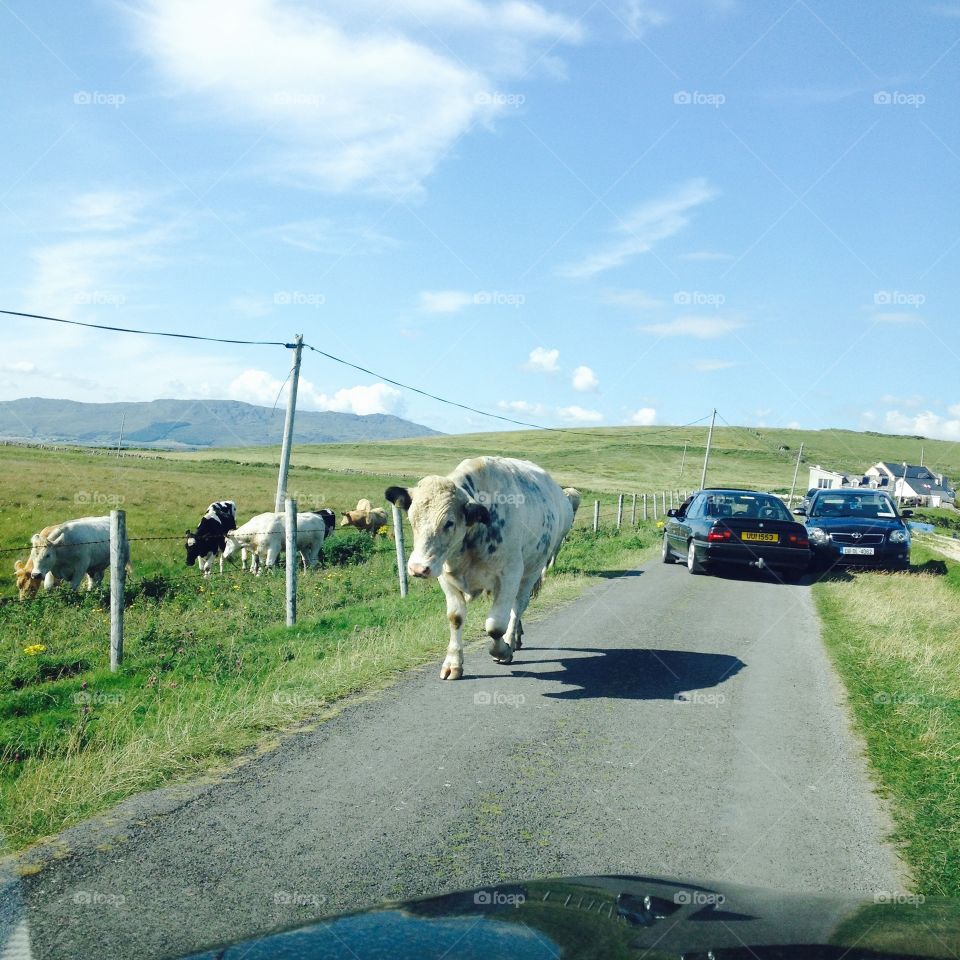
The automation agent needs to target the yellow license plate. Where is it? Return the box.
[741,531,778,543]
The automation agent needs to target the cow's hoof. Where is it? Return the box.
[440,664,463,680]
[493,651,514,665]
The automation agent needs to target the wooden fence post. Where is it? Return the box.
[642,493,648,521]
[110,509,126,671]
[616,494,623,529]
[285,498,297,627]
[652,492,658,519]
[630,493,637,526]
[592,500,600,533]
[391,503,408,597]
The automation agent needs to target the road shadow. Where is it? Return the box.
[485,647,746,701]
[580,569,644,579]
[708,565,808,586]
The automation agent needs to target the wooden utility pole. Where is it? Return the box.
[788,442,804,506]
[700,408,716,489]
[116,413,125,458]
[275,334,304,513]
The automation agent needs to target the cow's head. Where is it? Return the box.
[339,512,355,527]
[221,533,241,563]
[184,530,203,567]
[29,527,63,579]
[386,479,490,579]
[14,559,42,599]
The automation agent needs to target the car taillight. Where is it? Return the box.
[787,533,809,547]
[707,528,731,542]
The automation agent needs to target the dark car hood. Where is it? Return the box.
[181,875,957,960]
[804,514,907,533]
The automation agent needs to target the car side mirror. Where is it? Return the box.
[900,509,913,518]
[793,507,806,516]
[666,509,678,518]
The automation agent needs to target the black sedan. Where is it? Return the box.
[794,488,912,571]
[662,488,811,579]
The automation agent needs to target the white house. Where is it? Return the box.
[808,465,850,491]
[864,462,956,507]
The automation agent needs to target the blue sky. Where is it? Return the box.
[1,0,958,438]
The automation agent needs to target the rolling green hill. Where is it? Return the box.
[143,424,960,496]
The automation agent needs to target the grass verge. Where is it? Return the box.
[812,544,960,896]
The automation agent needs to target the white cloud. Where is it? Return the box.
[1,361,37,373]
[228,369,404,416]
[264,218,397,255]
[572,365,599,392]
[67,190,148,232]
[419,290,474,314]
[629,407,657,425]
[558,405,603,423]
[641,315,744,339]
[872,312,922,324]
[128,0,580,195]
[694,359,738,372]
[559,178,717,279]
[620,1,668,37]
[228,295,273,319]
[498,399,547,416]
[882,409,960,441]
[526,346,560,373]
[601,289,665,310]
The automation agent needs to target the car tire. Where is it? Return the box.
[661,533,675,564]
[687,540,704,575]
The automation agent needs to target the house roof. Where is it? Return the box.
[878,462,941,481]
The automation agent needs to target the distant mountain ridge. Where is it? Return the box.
[0,398,439,448]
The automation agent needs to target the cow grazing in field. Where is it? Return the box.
[223,511,327,574]
[340,499,388,535]
[317,508,336,537]
[27,516,125,592]
[185,500,237,577]
[386,457,577,680]
[13,557,56,599]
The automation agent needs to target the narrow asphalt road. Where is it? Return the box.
[2,558,905,959]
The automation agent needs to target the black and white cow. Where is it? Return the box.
[317,508,336,538]
[386,457,578,680]
[185,500,237,577]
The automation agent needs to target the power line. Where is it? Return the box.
[0,309,293,347]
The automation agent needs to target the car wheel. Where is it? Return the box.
[687,540,704,575]
[661,533,675,564]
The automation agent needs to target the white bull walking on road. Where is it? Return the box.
[386,456,579,680]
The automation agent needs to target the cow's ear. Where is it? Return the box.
[14,560,24,573]
[463,502,490,526]
[385,486,412,511]
[47,528,64,545]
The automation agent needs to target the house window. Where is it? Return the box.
[817,479,832,488]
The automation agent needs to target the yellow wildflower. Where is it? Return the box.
[24,644,46,656]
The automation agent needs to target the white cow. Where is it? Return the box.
[386,457,578,680]
[28,516,123,591]
[223,512,327,574]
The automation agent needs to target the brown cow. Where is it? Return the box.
[339,499,388,535]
